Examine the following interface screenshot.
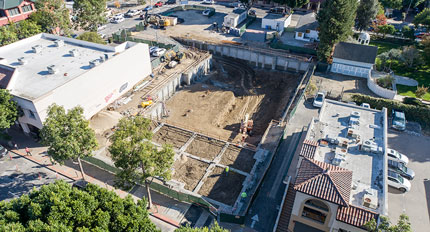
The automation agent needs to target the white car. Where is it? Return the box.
[387,148,409,165]
[151,48,166,57]
[313,92,325,108]
[111,16,124,23]
[149,46,159,54]
[114,13,124,18]
[125,9,141,17]
[97,24,107,31]
[388,170,411,193]
[202,9,212,16]
[360,103,370,109]
[202,0,214,4]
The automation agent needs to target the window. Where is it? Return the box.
[8,8,20,16]
[306,29,311,33]
[298,32,303,37]
[302,206,327,224]
[21,5,33,13]
[305,199,329,212]
[0,10,6,17]
[28,110,36,119]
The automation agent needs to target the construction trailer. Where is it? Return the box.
[223,8,247,28]
[261,13,291,34]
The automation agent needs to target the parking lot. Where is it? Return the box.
[387,129,430,231]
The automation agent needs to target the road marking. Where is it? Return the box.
[251,214,259,228]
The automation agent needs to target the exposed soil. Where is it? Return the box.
[185,136,226,161]
[173,156,209,191]
[152,125,193,149]
[198,167,246,206]
[220,145,256,173]
[162,58,300,145]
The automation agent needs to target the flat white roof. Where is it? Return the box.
[307,100,387,214]
[0,33,135,100]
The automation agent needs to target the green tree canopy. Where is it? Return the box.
[401,26,415,40]
[421,35,430,65]
[377,24,396,38]
[40,104,98,179]
[73,0,108,31]
[0,181,159,231]
[380,0,402,9]
[364,214,411,232]
[356,0,379,31]
[175,222,229,232]
[31,0,71,34]
[15,20,42,39]
[413,8,430,31]
[0,25,18,46]
[0,89,18,130]
[317,0,358,61]
[109,117,175,209]
[76,31,106,44]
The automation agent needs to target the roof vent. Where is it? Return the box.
[47,65,58,74]
[351,111,361,118]
[54,40,64,47]
[362,188,378,209]
[104,53,110,60]
[89,59,102,68]
[32,45,43,53]
[18,57,27,65]
[69,49,79,57]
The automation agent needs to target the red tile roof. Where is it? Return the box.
[337,205,379,228]
[276,185,296,232]
[294,158,352,206]
[299,139,318,159]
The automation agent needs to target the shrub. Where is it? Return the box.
[415,85,429,99]
[402,97,426,107]
[352,94,430,129]
[376,75,395,89]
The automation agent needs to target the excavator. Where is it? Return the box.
[160,50,186,68]
[141,95,153,108]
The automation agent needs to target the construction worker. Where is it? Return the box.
[225,166,230,176]
[25,147,32,156]
[241,192,247,198]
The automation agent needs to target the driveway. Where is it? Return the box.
[387,130,430,231]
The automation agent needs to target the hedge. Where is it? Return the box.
[351,94,430,129]
[270,41,317,55]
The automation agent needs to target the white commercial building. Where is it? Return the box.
[295,12,319,42]
[223,8,248,28]
[0,33,151,135]
[261,13,291,34]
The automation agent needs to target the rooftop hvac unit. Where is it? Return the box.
[104,53,110,60]
[351,111,361,118]
[89,59,102,68]
[69,49,79,57]
[47,65,58,74]
[17,57,27,65]
[32,45,43,53]
[54,40,64,47]
[362,188,378,209]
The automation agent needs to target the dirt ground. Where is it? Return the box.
[198,167,246,206]
[152,125,192,149]
[185,136,226,161]
[220,146,256,173]
[162,58,300,145]
[311,72,378,101]
[173,156,209,191]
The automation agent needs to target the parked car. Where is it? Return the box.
[154,1,163,7]
[166,0,176,4]
[388,159,415,180]
[97,24,107,31]
[149,46,159,54]
[415,32,430,39]
[392,109,406,131]
[202,9,213,16]
[125,9,141,17]
[0,144,7,158]
[228,2,243,8]
[151,48,166,57]
[360,103,370,109]
[269,7,286,14]
[388,170,411,193]
[143,5,153,11]
[114,13,124,18]
[111,16,124,23]
[387,148,409,165]
[202,0,215,4]
[313,92,325,108]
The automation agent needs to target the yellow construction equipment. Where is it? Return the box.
[141,95,153,108]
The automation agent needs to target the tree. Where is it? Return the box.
[109,116,175,209]
[176,222,228,232]
[364,214,411,232]
[40,104,98,180]
[31,0,71,34]
[76,31,106,44]
[400,46,420,67]
[377,24,395,38]
[415,85,429,98]
[0,89,18,130]
[0,181,159,231]
[377,48,401,71]
[413,8,430,31]
[380,0,402,9]
[422,35,430,65]
[272,0,310,9]
[0,25,18,46]
[73,0,108,31]
[401,26,415,40]
[15,20,42,39]
[356,0,379,31]
[317,0,358,61]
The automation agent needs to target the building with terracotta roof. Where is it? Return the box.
[0,0,36,26]
[0,33,151,136]
[275,100,388,232]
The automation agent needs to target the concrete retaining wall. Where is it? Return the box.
[367,77,396,99]
[175,38,310,72]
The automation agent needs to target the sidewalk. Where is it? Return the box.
[6,129,180,231]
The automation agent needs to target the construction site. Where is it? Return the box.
[88,29,307,216]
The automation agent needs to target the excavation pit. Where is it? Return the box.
[152,125,193,149]
[198,167,247,206]
[185,136,226,161]
[173,156,209,191]
[220,145,256,173]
